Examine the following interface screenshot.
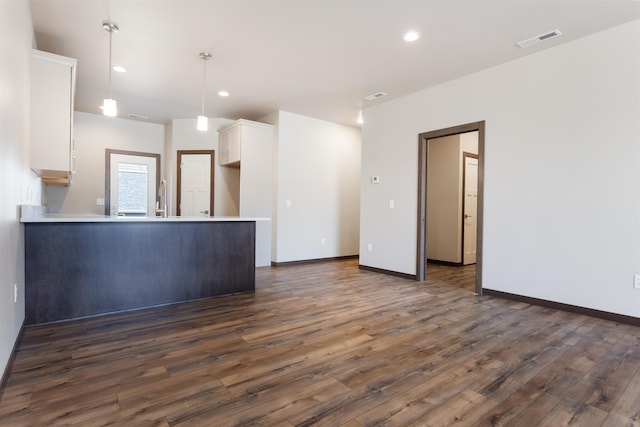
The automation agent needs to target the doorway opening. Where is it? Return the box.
[417,121,485,295]
[177,150,214,217]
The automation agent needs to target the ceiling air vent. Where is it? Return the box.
[517,29,562,48]
[364,91,387,101]
[127,113,149,120]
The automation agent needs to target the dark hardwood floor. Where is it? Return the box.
[425,262,476,293]
[1,259,638,426]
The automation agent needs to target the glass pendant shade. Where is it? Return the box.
[103,98,117,117]
[197,115,208,131]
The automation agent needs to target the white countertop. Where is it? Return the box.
[20,207,269,223]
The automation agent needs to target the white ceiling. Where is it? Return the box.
[29,0,640,127]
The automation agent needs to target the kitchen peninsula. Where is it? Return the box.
[22,211,264,325]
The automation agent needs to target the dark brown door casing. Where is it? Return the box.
[417,121,485,295]
[176,150,215,217]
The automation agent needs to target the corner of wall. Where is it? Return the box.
[0,0,34,386]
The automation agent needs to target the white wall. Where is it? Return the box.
[0,0,39,380]
[360,20,640,317]
[166,118,235,216]
[238,122,274,218]
[266,111,361,263]
[47,112,165,213]
[260,111,280,259]
[236,120,274,267]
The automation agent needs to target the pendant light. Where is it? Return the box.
[102,20,119,117]
[197,52,212,131]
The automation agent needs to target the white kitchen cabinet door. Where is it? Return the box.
[30,49,76,185]
[218,123,242,166]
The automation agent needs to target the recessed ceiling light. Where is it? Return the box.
[112,65,126,73]
[364,91,387,101]
[218,91,229,97]
[403,31,420,42]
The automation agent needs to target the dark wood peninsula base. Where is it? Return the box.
[24,220,256,325]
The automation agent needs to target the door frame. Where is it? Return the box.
[176,150,215,216]
[105,149,161,216]
[462,152,479,266]
[417,121,485,294]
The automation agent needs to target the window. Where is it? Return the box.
[105,149,161,217]
[117,162,149,216]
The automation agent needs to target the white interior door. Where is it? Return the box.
[110,153,157,216]
[463,156,478,265]
[180,154,212,216]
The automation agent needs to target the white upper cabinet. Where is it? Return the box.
[30,49,77,185]
[219,123,242,166]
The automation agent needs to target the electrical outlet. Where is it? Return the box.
[389,199,395,209]
[367,243,373,252]
[96,198,105,206]
[14,283,18,303]
[321,238,326,246]
[634,274,640,289]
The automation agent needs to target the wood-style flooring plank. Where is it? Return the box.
[0,259,638,426]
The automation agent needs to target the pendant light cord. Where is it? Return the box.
[198,52,211,117]
[108,29,113,99]
[201,57,206,116]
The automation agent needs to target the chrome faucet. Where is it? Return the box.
[156,179,167,218]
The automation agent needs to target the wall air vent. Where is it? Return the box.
[364,91,387,101]
[517,29,562,48]
[127,113,149,120]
